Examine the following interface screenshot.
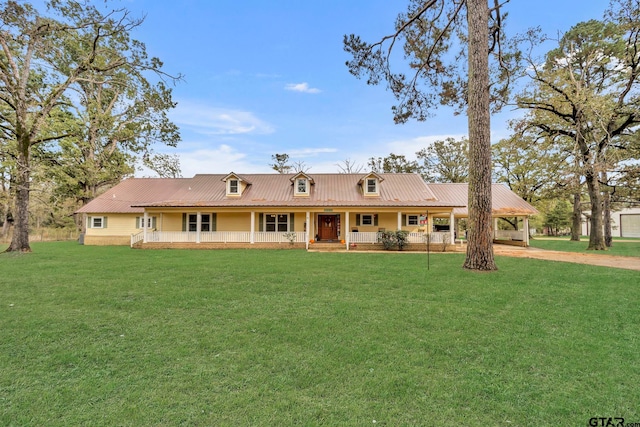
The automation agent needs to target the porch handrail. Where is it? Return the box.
[131,231,144,247]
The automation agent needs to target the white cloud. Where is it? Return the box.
[171,101,275,136]
[284,82,321,94]
[177,145,272,177]
[288,147,338,158]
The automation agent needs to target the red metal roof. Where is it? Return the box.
[428,183,538,216]
[75,174,535,215]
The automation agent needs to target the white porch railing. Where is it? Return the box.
[140,231,307,244]
[495,230,526,241]
[131,231,144,247]
[347,231,450,244]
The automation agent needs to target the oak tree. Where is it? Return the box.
[0,1,179,252]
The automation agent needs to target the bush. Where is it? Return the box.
[378,230,410,251]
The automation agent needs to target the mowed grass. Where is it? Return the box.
[530,236,640,257]
[1,243,639,426]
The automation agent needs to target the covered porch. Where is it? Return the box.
[130,207,459,250]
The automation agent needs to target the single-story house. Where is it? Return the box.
[75,172,538,250]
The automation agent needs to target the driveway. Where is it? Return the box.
[493,245,640,271]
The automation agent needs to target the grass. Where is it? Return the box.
[530,236,640,257]
[1,242,639,426]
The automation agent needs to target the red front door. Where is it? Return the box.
[318,215,338,241]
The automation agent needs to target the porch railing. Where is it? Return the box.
[495,230,525,241]
[347,231,450,244]
[131,231,144,247]
[141,231,307,244]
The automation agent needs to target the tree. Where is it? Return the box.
[0,1,180,252]
[336,158,364,174]
[517,6,640,250]
[344,0,518,270]
[543,200,572,236]
[368,153,421,174]
[416,137,469,182]
[270,153,292,174]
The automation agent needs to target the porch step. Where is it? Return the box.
[308,242,346,252]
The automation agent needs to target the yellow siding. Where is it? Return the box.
[217,212,250,231]
[161,213,183,231]
[85,214,138,236]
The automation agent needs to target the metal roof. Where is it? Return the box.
[428,183,539,216]
[75,174,535,215]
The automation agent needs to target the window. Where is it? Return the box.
[407,215,419,226]
[229,179,239,194]
[366,178,377,194]
[188,214,211,231]
[91,216,105,228]
[296,178,307,194]
[361,214,374,226]
[137,217,157,229]
[265,213,289,232]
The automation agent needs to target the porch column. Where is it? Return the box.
[524,216,530,246]
[494,217,499,240]
[143,211,148,243]
[397,211,402,230]
[450,210,455,244]
[250,211,255,244]
[196,212,201,243]
[306,211,310,250]
[345,211,350,250]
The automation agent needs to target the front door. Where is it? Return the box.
[318,215,338,241]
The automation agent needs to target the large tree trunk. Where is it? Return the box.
[463,0,497,271]
[570,189,581,241]
[585,167,605,250]
[5,144,31,252]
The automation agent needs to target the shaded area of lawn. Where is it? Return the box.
[530,236,640,257]
[1,242,639,425]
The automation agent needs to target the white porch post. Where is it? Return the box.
[345,211,350,250]
[143,211,148,243]
[196,212,201,243]
[450,210,455,244]
[397,211,402,230]
[250,211,255,244]
[306,211,310,250]
[494,217,498,240]
[524,216,530,246]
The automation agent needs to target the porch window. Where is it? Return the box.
[355,213,378,227]
[265,213,289,232]
[137,217,157,229]
[188,214,211,231]
[406,215,419,226]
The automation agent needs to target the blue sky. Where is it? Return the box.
[120,0,607,177]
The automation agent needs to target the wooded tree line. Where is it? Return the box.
[0,1,181,252]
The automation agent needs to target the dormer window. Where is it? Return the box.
[360,172,383,196]
[291,172,313,197]
[229,179,239,194]
[222,172,250,197]
[296,178,307,194]
[366,178,377,194]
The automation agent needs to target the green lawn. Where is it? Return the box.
[1,242,639,426]
[530,236,640,257]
